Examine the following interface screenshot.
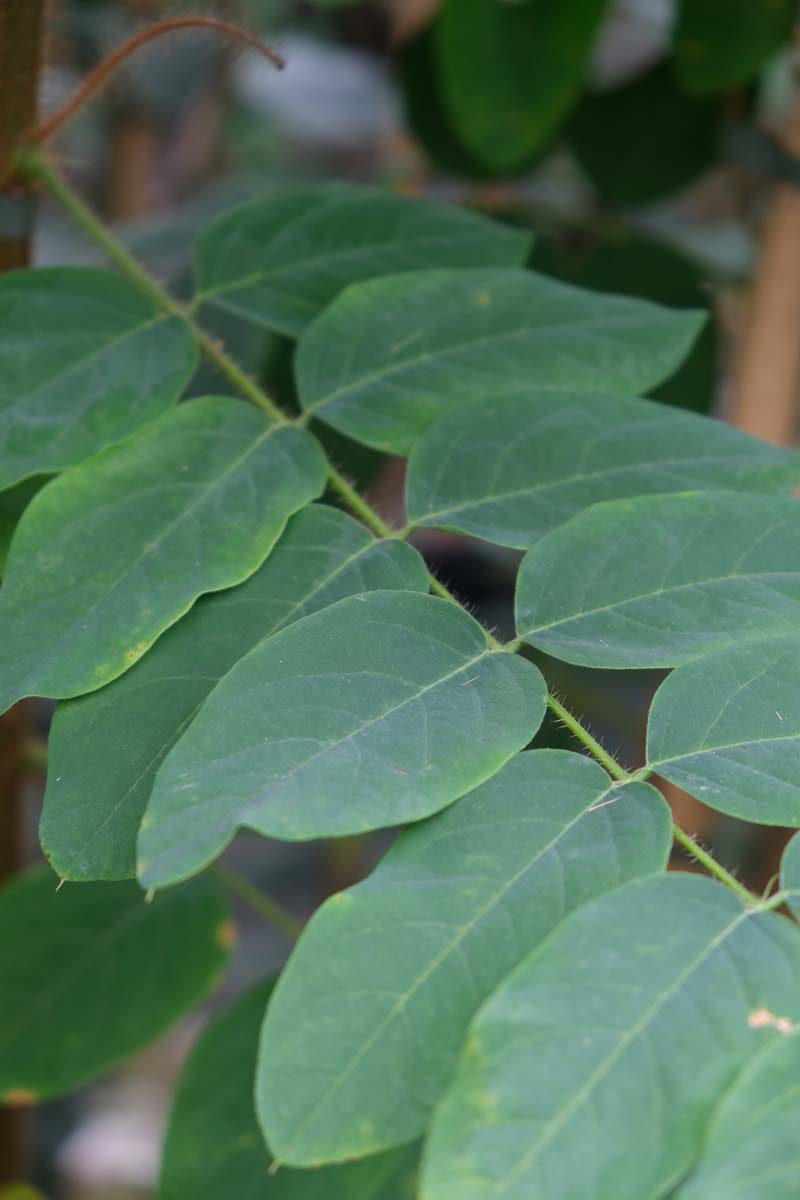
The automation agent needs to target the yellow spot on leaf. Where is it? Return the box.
[215,919,238,949]
[3,1089,36,1107]
[125,641,150,663]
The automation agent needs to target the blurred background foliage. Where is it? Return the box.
[8,0,800,1193]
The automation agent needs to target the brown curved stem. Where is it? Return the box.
[29,17,284,150]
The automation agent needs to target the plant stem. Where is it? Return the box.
[325,465,396,539]
[547,694,629,783]
[29,150,762,908]
[211,864,303,941]
[548,694,758,904]
[18,149,287,425]
[670,825,756,907]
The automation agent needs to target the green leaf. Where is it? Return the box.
[531,231,717,415]
[398,26,496,180]
[297,269,704,455]
[0,268,197,491]
[160,980,419,1200]
[0,866,230,1101]
[194,186,531,338]
[0,476,46,575]
[421,873,800,1200]
[41,505,428,882]
[139,591,546,887]
[781,831,800,919]
[405,392,796,548]
[0,398,327,714]
[433,0,609,173]
[675,1034,800,1200]
[647,638,800,825]
[568,64,720,205]
[674,0,796,93]
[257,750,670,1165]
[516,492,800,668]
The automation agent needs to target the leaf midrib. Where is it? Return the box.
[197,229,500,310]
[63,534,402,871]
[3,417,284,703]
[415,453,783,529]
[521,570,800,641]
[303,308,684,417]
[277,777,622,1159]
[489,903,753,1197]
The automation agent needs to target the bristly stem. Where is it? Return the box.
[17,149,289,426]
[211,864,303,941]
[547,694,629,783]
[27,150,762,908]
[670,825,756,907]
[548,694,758,904]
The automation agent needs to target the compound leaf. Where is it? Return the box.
[406,392,797,547]
[138,591,546,887]
[161,980,419,1200]
[257,751,670,1165]
[422,873,800,1200]
[647,638,800,825]
[516,492,800,667]
[0,268,196,491]
[0,398,327,714]
[675,1034,800,1200]
[0,866,231,1101]
[298,269,703,455]
[194,187,530,338]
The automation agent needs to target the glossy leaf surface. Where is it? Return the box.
[257,751,670,1164]
[0,268,196,490]
[422,874,800,1200]
[433,0,608,172]
[569,64,720,205]
[139,592,546,887]
[516,492,800,667]
[298,269,703,455]
[0,398,327,713]
[161,980,418,1200]
[406,392,797,547]
[41,506,427,882]
[0,867,230,1101]
[647,638,800,825]
[674,0,795,92]
[194,187,530,337]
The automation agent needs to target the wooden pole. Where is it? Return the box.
[0,0,47,1181]
[735,57,800,441]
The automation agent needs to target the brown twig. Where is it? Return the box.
[28,16,285,150]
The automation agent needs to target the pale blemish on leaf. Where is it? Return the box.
[748,1007,795,1035]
